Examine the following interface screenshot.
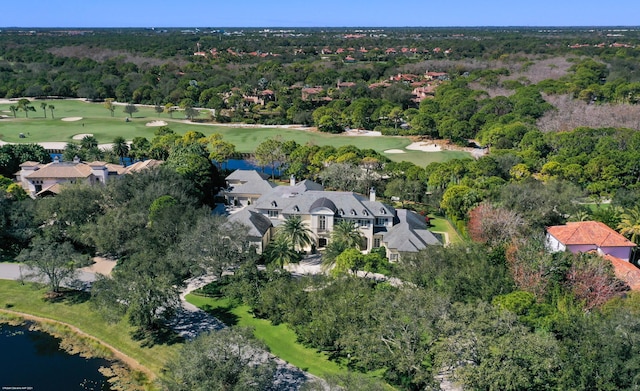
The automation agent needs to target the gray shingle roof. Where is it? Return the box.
[227,206,272,238]
[226,169,269,183]
[227,179,277,196]
[382,209,441,252]
[256,189,384,218]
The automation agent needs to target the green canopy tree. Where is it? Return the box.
[162,327,277,391]
[207,133,236,170]
[129,137,151,161]
[254,137,286,179]
[16,236,89,293]
[104,98,116,117]
[91,266,181,331]
[123,103,138,118]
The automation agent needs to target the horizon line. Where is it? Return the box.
[3,25,640,29]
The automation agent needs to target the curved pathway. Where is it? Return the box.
[172,274,320,391]
[0,262,321,390]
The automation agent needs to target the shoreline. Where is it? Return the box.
[0,308,154,386]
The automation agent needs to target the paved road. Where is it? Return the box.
[0,262,97,290]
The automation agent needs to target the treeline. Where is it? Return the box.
[3,28,640,138]
[215,237,639,390]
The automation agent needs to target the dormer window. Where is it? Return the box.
[362,210,369,216]
[271,200,277,207]
[380,208,386,214]
[351,209,356,216]
[339,208,344,215]
[293,205,299,212]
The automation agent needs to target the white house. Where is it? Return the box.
[224,170,441,259]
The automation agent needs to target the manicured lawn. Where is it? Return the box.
[0,279,178,378]
[429,215,464,244]
[185,294,348,379]
[385,149,471,166]
[0,99,470,166]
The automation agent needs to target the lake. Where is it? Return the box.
[0,322,113,391]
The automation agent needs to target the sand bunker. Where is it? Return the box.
[384,149,406,154]
[72,133,93,140]
[146,120,168,126]
[406,142,442,152]
[344,129,382,136]
[61,117,83,122]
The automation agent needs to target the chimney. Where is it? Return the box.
[290,175,296,186]
[369,187,376,202]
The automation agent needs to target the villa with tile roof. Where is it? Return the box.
[546,221,640,291]
[224,170,441,260]
[16,157,162,197]
[546,221,636,261]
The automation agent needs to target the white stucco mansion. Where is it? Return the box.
[223,170,441,260]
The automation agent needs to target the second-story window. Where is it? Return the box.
[375,218,387,226]
[319,215,326,230]
[268,210,278,218]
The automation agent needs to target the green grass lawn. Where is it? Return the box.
[429,215,464,244]
[0,99,470,166]
[0,280,178,378]
[185,294,349,379]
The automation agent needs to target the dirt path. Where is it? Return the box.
[0,308,154,379]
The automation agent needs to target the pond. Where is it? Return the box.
[0,322,113,391]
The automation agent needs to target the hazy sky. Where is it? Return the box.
[3,0,639,27]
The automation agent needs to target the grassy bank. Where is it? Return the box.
[0,280,178,379]
[185,294,348,379]
[0,99,470,166]
[429,215,464,245]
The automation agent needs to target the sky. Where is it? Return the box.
[2,0,639,28]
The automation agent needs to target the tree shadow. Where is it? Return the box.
[132,324,184,347]
[201,304,239,326]
[43,289,91,305]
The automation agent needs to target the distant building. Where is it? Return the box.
[16,157,162,197]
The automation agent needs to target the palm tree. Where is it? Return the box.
[48,104,55,119]
[8,105,17,118]
[618,206,640,245]
[332,220,364,250]
[112,136,129,166]
[40,102,48,118]
[80,135,98,150]
[278,215,313,252]
[17,98,35,118]
[263,235,301,268]
[322,220,364,270]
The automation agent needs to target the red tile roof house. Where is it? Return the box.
[546,221,640,289]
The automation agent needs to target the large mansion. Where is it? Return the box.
[223,170,441,260]
[16,156,162,197]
